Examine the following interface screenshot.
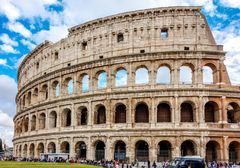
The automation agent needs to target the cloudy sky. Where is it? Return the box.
[0,0,239,146]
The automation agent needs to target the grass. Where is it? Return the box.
[0,161,101,168]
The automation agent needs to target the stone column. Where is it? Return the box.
[174,95,179,126]
[88,101,92,126]
[223,136,228,162]
[70,137,75,158]
[221,96,227,123]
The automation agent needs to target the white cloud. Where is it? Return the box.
[32,25,68,44]
[0,44,18,54]
[21,39,36,50]
[0,75,17,147]
[0,59,8,67]
[219,0,240,8]
[0,110,13,127]
[0,0,20,21]
[0,33,18,47]
[14,54,26,69]
[7,21,32,38]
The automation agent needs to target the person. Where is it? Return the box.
[148,160,150,168]
[152,161,157,168]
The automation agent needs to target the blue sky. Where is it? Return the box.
[0,0,239,146]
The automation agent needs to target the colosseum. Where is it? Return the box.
[13,6,240,163]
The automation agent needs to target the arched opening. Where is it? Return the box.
[158,141,172,162]
[75,141,87,159]
[180,66,193,84]
[95,141,105,161]
[19,145,22,157]
[135,103,149,123]
[81,74,89,92]
[181,140,196,156]
[23,117,29,132]
[205,101,219,123]
[39,113,46,129]
[67,79,73,95]
[156,66,171,84]
[27,91,31,105]
[135,140,149,161]
[95,105,106,124]
[227,102,240,123]
[41,84,48,100]
[62,108,71,127]
[135,67,149,85]
[62,77,73,95]
[229,141,240,163]
[157,103,171,122]
[181,102,194,122]
[48,142,56,153]
[52,81,60,98]
[115,69,127,87]
[23,144,27,158]
[23,95,26,108]
[203,66,214,84]
[206,141,221,162]
[31,115,36,131]
[77,107,88,125]
[33,88,38,103]
[29,144,34,158]
[114,141,126,161]
[37,143,44,156]
[115,104,126,123]
[49,111,57,128]
[61,141,70,153]
[97,71,107,89]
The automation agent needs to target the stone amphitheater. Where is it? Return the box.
[13,6,240,163]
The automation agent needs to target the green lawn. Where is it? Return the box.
[0,161,101,168]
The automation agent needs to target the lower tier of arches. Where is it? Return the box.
[13,133,240,163]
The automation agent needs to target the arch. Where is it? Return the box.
[97,71,107,89]
[75,141,87,159]
[37,143,44,156]
[52,81,60,98]
[115,68,127,87]
[181,140,197,156]
[180,102,194,122]
[39,113,46,129]
[114,140,126,161]
[158,141,172,161]
[33,87,38,103]
[31,115,36,131]
[18,145,22,157]
[115,103,126,123]
[135,67,149,85]
[27,91,31,105]
[229,141,240,162]
[77,107,88,126]
[23,117,29,132]
[29,143,35,158]
[135,103,149,123]
[62,108,71,127]
[135,140,149,161]
[95,105,106,124]
[203,65,214,84]
[23,95,26,108]
[41,84,48,100]
[63,77,73,95]
[49,111,57,128]
[95,140,105,161]
[227,102,240,123]
[81,74,89,92]
[157,103,171,122]
[60,141,70,153]
[47,142,56,153]
[179,65,193,84]
[206,141,221,162]
[23,144,27,158]
[205,101,219,123]
[156,66,171,84]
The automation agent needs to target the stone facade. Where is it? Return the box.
[13,6,240,163]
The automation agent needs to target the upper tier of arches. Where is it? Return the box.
[17,62,223,112]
